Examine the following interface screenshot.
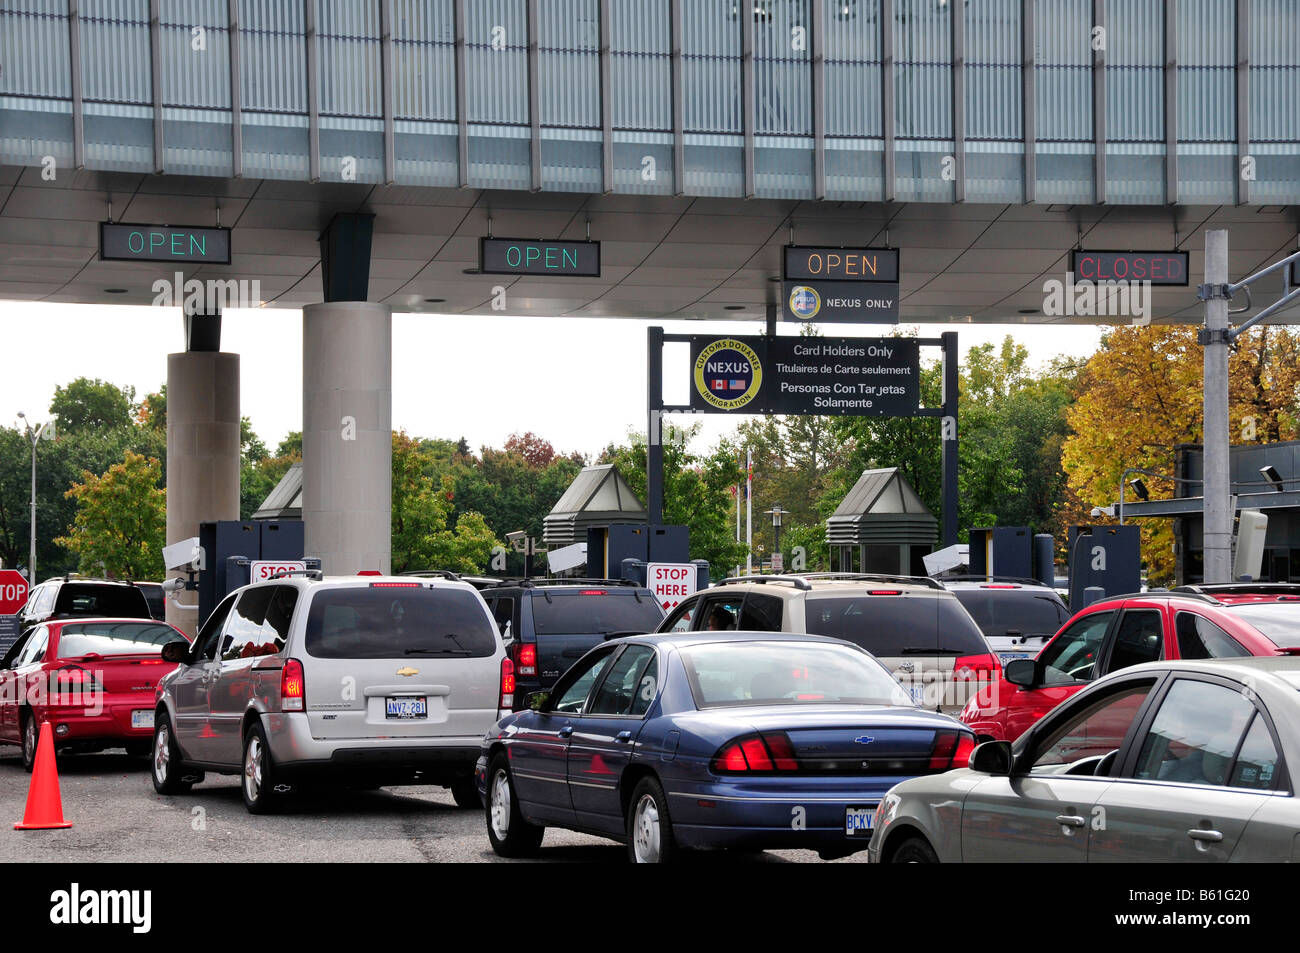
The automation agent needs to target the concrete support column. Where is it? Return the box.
[302,302,392,575]
[166,351,241,635]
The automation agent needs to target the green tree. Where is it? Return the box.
[391,432,501,573]
[49,377,135,433]
[56,450,166,580]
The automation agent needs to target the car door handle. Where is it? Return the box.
[1055,814,1086,829]
[558,726,574,738]
[614,730,633,743]
[1188,829,1223,844]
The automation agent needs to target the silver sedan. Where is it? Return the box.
[868,657,1300,862]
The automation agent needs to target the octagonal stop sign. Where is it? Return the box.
[0,570,29,616]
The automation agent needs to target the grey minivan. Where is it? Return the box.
[151,574,509,813]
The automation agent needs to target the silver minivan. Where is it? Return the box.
[150,574,509,813]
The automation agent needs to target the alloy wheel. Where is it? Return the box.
[490,769,512,839]
[632,793,661,863]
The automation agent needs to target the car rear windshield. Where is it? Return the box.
[951,589,1069,638]
[1225,603,1300,649]
[304,586,498,659]
[53,584,151,619]
[803,593,991,657]
[56,622,187,658]
[530,591,663,637]
[680,641,914,709]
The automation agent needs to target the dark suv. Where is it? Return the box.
[16,577,153,637]
[481,579,665,709]
[937,576,1070,666]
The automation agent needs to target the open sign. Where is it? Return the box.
[648,563,698,612]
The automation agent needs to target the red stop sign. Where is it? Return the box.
[0,570,29,616]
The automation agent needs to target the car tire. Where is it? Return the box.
[485,753,544,858]
[451,774,481,810]
[151,712,193,795]
[241,722,289,815]
[890,836,939,864]
[626,776,678,864]
[20,710,38,773]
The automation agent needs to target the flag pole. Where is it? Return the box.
[745,448,753,575]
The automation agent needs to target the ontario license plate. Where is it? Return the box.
[845,806,876,837]
[131,709,154,729]
[385,696,427,719]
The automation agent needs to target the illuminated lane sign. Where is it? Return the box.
[100,223,231,264]
[784,245,899,283]
[480,238,601,277]
[782,245,901,324]
[1070,250,1189,286]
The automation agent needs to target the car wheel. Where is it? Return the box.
[20,711,38,773]
[451,774,480,809]
[890,836,939,864]
[242,722,289,815]
[485,753,544,857]
[626,776,678,864]
[151,713,194,795]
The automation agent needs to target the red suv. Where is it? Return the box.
[960,588,1300,742]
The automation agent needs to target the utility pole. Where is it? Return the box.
[1200,230,1232,583]
[15,413,51,584]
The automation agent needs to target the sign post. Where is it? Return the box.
[0,569,30,657]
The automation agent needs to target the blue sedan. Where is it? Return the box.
[475,632,977,862]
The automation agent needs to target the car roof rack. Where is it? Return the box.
[792,572,947,591]
[1100,590,1222,605]
[933,573,1049,587]
[267,569,324,581]
[398,570,462,580]
[715,575,813,590]
[509,578,642,588]
[1173,583,1300,597]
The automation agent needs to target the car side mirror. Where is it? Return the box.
[526,690,549,712]
[1004,657,1039,689]
[161,641,190,664]
[969,740,1014,776]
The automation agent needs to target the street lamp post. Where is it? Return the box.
[1117,466,1202,525]
[15,412,52,583]
[765,505,785,573]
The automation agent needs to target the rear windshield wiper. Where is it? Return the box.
[404,647,472,656]
[900,647,964,655]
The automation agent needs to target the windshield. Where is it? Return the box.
[305,586,498,659]
[680,641,914,709]
[56,622,187,658]
[951,589,1068,638]
[53,583,151,619]
[1225,603,1300,649]
[803,593,990,656]
[530,591,664,636]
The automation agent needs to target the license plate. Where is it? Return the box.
[131,710,154,730]
[845,805,876,837]
[385,696,427,719]
[907,685,926,705]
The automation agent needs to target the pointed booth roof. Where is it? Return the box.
[252,462,303,520]
[543,464,647,546]
[826,467,937,546]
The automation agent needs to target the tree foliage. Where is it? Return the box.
[49,377,135,434]
[56,450,166,580]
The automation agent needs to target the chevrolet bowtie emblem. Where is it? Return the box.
[396,666,419,677]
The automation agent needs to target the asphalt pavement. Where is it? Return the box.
[0,747,862,863]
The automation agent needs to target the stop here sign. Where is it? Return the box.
[0,569,29,616]
[648,562,698,612]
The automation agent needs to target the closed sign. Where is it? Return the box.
[250,560,305,583]
[648,563,698,612]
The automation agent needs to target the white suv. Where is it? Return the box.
[151,573,509,813]
[656,573,1000,714]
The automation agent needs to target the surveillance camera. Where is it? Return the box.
[163,537,204,572]
[505,530,526,543]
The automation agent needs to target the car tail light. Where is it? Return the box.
[281,658,305,711]
[52,667,100,701]
[952,733,976,768]
[868,589,901,596]
[711,732,800,773]
[579,590,608,596]
[981,584,1019,589]
[369,581,421,588]
[357,570,382,576]
[953,653,1002,682]
[929,730,959,770]
[500,656,516,709]
[516,643,537,677]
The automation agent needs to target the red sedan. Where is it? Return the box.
[960,589,1300,742]
[0,618,190,770]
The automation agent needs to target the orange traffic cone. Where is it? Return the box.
[14,721,73,830]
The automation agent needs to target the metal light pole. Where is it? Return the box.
[16,412,51,584]
[766,505,785,572]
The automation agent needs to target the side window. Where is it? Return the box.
[1030,681,1154,773]
[1132,679,1257,787]
[195,594,237,662]
[261,587,298,654]
[662,597,698,633]
[1038,611,1113,684]
[222,587,276,661]
[1229,714,1282,790]
[1105,609,1165,673]
[35,585,57,616]
[629,654,659,717]
[696,597,743,632]
[738,593,783,631]
[551,648,617,715]
[1,631,32,669]
[1175,613,1249,660]
[19,585,43,618]
[20,627,49,666]
[492,597,515,640]
[587,645,657,716]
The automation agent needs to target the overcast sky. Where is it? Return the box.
[1,302,1106,459]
